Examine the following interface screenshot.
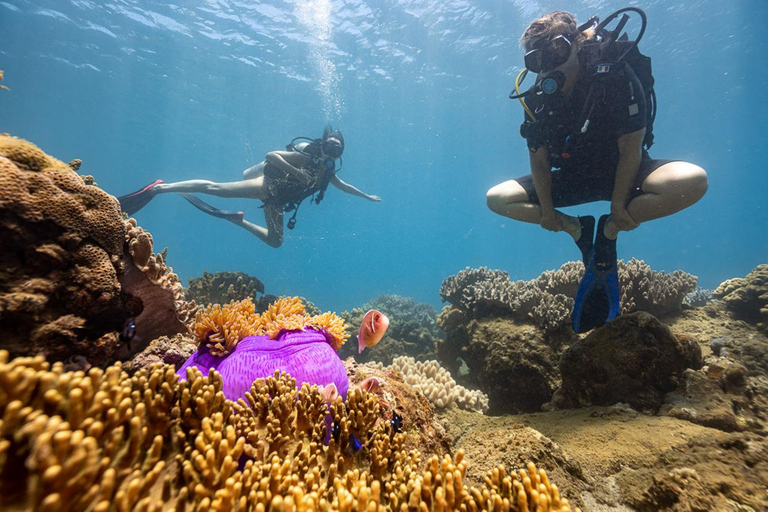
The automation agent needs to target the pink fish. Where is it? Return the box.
[358,309,390,354]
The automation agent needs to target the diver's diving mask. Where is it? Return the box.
[524,34,573,73]
[321,139,343,159]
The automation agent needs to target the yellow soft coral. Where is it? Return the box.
[193,296,349,356]
[193,298,260,356]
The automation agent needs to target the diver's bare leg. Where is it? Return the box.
[486,179,582,241]
[153,177,268,200]
[232,204,284,248]
[604,162,708,238]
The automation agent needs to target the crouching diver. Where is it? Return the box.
[486,9,708,332]
[117,125,381,248]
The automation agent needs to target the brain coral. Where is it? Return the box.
[0,135,194,364]
[0,350,580,511]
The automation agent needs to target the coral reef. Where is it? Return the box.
[714,263,768,334]
[660,335,767,433]
[345,360,453,462]
[551,313,702,412]
[376,356,489,413]
[123,333,197,373]
[0,135,124,361]
[186,270,265,307]
[0,351,579,511]
[437,308,574,414]
[193,296,348,357]
[617,431,768,511]
[683,287,714,308]
[119,218,195,358]
[440,259,697,331]
[339,294,439,365]
[0,135,194,364]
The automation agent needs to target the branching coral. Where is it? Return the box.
[0,350,578,511]
[440,259,697,331]
[193,296,350,356]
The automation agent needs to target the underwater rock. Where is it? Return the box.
[714,263,768,334]
[438,309,574,414]
[186,270,265,306]
[339,294,439,365]
[552,312,702,412]
[617,431,768,511]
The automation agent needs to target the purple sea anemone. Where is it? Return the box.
[177,328,349,402]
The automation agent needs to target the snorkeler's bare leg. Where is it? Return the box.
[604,162,708,238]
[153,176,268,200]
[486,180,582,241]
[232,203,284,248]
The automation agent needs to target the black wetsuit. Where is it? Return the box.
[516,56,671,207]
[262,152,335,209]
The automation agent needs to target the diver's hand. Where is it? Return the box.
[367,195,382,202]
[609,207,639,232]
[540,213,564,233]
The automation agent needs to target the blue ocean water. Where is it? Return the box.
[1,0,765,312]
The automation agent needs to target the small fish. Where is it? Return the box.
[319,383,339,403]
[79,307,135,340]
[358,377,380,393]
[331,421,341,442]
[348,433,362,453]
[357,309,390,354]
[390,411,403,433]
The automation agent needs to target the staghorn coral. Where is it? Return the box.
[714,264,768,334]
[193,296,349,357]
[378,356,489,413]
[186,270,265,307]
[440,259,697,331]
[0,351,579,511]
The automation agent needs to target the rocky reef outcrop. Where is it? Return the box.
[0,135,193,366]
[714,263,768,334]
[551,312,703,412]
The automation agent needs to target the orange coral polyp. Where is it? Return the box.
[192,296,349,356]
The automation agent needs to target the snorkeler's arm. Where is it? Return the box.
[330,175,381,201]
[265,151,313,186]
[611,128,645,228]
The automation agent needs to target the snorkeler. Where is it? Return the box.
[118,125,381,248]
[486,9,708,332]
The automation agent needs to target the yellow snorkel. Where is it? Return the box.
[514,68,537,121]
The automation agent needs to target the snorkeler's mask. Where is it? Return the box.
[524,34,573,73]
[321,139,343,159]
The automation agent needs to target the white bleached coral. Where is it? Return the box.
[377,356,489,413]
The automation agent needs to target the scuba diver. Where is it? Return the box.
[486,9,708,332]
[117,126,381,248]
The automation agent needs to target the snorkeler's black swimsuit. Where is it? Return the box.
[262,150,335,209]
[516,55,674,206]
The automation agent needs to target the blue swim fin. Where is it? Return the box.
[572,215,620,333]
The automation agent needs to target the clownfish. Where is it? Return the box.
[357,309,390,354]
